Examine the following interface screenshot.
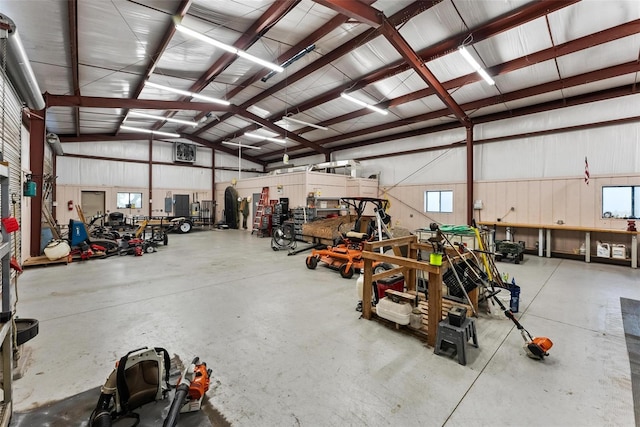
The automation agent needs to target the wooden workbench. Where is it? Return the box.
[361,235,477,347]
[479,221,639,268]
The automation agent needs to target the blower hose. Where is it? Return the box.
[89,393,114,427]
[163,383,190,427]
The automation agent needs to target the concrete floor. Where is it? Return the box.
[9,229,640,426]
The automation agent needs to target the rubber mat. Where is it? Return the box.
[620,297,640,426]
[11,356,228,426]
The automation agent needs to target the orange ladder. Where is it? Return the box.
[252,187,269,234]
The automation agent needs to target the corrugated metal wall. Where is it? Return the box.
[0,68,24,262]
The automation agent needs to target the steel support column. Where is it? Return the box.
[29,110,45,257]
[466,125,474,225]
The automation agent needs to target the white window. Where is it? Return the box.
[602,186,640,218]
[117,192,142,209]
[425,190,453,213]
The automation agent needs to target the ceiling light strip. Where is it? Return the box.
[340,93,388,115]
[145,81,230,106]
[175,24,284,73]
[121,125,180,138]
[222,141,261,149]
[128,111,197,127]
[282,116,328,131]
[458,46,495,86]
[244,132,287,144]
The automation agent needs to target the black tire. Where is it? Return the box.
[373,263,393,274]
[339,263,354,279]
[515,258,520,264]
[306,256,318,269]
[145,245,155,254]
[179,221,192,234]
[519,252,524,261]
[15,318,39,346]
[163,233,169,246]
[495,254,503,262]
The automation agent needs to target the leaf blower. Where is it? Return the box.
[488,289,553,360]
[163,357,212,427]
[89,347,212,427]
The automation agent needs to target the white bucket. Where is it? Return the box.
[489,289,511,319]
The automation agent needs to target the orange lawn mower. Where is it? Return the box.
[305,197,393,279]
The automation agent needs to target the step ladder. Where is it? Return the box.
[252,187,269,234]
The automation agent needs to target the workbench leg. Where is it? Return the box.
[585,232,591,263]
[538,228,544,257]
[362,259,373,319]
[427,269,442,348]
[632,235,637,269]
[545,229,551,258]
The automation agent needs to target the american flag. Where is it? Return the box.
[585,156,590,185]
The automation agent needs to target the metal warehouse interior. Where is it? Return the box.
[0,0,638,426]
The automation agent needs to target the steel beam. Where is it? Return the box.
[67,0,80,136]
[45,93,232,112]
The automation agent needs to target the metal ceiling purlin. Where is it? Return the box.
[209,0,574,152]
[187,11,357,127]
[238,110,329,155]
[327,61,640,144]
[292,18,640,135]
[68,0,80,136]
[265,59,640,160]
[114,0,192,133]
[197,1,436,141]
[326,84,640,162]
[45,94,232,112]
[150,0,299,132]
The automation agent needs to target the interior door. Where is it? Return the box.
[81,191,105,220]
[174,194,190,217]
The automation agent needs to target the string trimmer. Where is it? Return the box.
[487,289,553,360]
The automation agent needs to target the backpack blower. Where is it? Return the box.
[89,347,212,427]
[488,289,553,360]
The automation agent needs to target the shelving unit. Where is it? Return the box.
[305,196,344,218]
[291,207,316,241]
[0,161,12,426]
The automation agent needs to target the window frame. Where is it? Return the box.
[601,185,639,219]
[424,190,453,213]
[116,192,143,209]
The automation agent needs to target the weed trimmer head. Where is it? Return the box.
[487,290,553,360]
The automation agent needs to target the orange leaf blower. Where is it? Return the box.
[163,357,212,427]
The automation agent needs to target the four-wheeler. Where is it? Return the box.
[305,197,393,279]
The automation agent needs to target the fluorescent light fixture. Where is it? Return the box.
[121,125,180,138]
[128,111,197,127]
[458,46,495,86]
[244,132,287,144]
[282,116,328,131]
[176,24,284,73]
[145,81,230,106]
[340,92,388,115]
[222,141,261,150]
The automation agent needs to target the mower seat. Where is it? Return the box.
[345,231,369,242]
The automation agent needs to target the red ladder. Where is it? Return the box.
[252,187,269,234]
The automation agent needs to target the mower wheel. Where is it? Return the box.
[339,263,354,279]
[179,220,192,234]
[306,256,318,269]
[146,245,155,254]
[163,233,169,246]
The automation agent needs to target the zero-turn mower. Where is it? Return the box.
[305,197,393,279]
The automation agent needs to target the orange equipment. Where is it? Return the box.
[305,197,392,279]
